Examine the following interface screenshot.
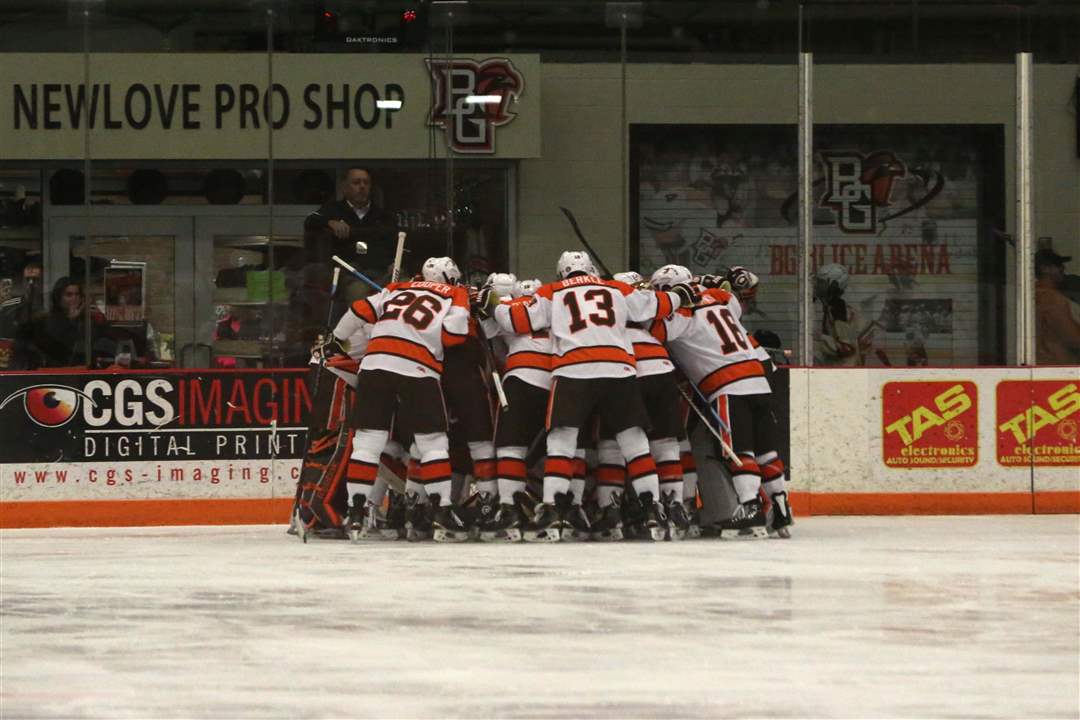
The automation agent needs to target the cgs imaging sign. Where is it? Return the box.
[0,371,311,464]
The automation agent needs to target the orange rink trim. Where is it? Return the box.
[1,498,294,528]
[1,492,1075,529]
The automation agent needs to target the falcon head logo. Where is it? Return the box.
[426,57,524,154]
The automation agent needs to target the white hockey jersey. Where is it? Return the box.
[626,322,674,378]
[333,280,470,378]
[657,287,770,398]
[496,275,679,380]
[490,296,553,391]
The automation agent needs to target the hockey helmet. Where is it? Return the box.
[421,256,462,285]
[726,265,760,297]
[516,278,542,296]
[486,272,518,301]
[649,264,693,291]
[556,250,598,280]
[814,263,849,299]
[613,271,645,286]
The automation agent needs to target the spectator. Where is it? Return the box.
[1034,247,1080,364]
[29,277,114,368]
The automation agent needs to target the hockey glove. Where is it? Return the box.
[671,282,701,308]
[315,334,349,360]
[696,273,726,289]
[471,287,500,319]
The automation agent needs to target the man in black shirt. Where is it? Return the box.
[303,166,396,285]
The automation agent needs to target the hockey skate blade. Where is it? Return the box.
[720,526,769,540]
[356,528,402,541]
[667,527,687,542]
[591,528,623,542]
[478,529,523,543]
[647,525,666,542]
[432,527,470,543]
[523,528,563,543]
[686,524,702,539]
[561,528,592,543]
[769,526,793,539]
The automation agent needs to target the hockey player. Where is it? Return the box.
[325,256,472,543]
[610,271,691,540]
[699,266,793,538]
[473,273,550,541]
[495,251,699,542]
[651,264,782,539]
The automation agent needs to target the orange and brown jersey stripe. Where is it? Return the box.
[366,336,444,373]
[595,464,626,486]
[346,459,378,483]
[507,300,533,334]
[698,359,766,397]
[544,455,575,480]
[350,297,378,324]
[626,453,658,481]
[632,342,669,361]
[497,457,528,481]
[653,291,674,319]
[552,345,635,370]
[506,350,552,372]
[704,287,733,304]
[441,327,468,348]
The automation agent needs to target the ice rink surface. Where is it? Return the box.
[2,516,1078,720]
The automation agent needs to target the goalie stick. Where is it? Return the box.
[559,206,613,277]
[678,386,742,467]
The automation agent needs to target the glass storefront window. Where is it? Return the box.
[0,169,42,370]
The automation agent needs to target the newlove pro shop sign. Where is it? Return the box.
[0,53,540,159]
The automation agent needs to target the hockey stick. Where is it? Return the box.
[331,255,383,292]
[677,386,742,467]
[559,206,613,277]
[391,231,407,283]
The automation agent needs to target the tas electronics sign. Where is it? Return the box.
[0,371,311,464]
[0,54,538,159]
[996,380,1080,467]
[881,381,978,468]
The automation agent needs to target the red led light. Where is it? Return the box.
[402,9,417,22]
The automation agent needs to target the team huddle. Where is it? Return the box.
[291,250,792,544]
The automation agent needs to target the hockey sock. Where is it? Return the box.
[467,440,497,495]
[569,449,587,506]
[595,439,626,508]
[616,426,660,500]
[730,452,763,504]
[347,428,389,506]
[368,477,389,507]
[415,432,453,506]
[405,454,427,500]
[679,437,699,502]
[496,445,528,499]
[757,451,787,497]
[543,426,578,503]
[651,437,683,502]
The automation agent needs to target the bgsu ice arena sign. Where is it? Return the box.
[882,381,978,468]
[996,381,1080,467]
[0,370,311,464]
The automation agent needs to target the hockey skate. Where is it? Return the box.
[663,491,690,541]
[404,492,433,542]
[590,496,624,542]
[523,499,568,543]
[463,491,499,541]
[639,492,669,542]
[620,489,646,540]
[345,495,367,543]
[429,494,470,543]
[684,498,702,539]
[386,490,407,540]
[478,492,532,542]
[768,490,794,539]
[557,493,592,542]
[718,497,768,540]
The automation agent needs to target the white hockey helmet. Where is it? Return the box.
[613,271,645,286]
[556,250,598,279]
[650,264,693,291]
[814,263,849,298]
[421,256,462,285]
[486,272,518,301]
[516,278,542,296]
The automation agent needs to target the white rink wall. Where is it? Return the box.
[788,366,1080,514]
